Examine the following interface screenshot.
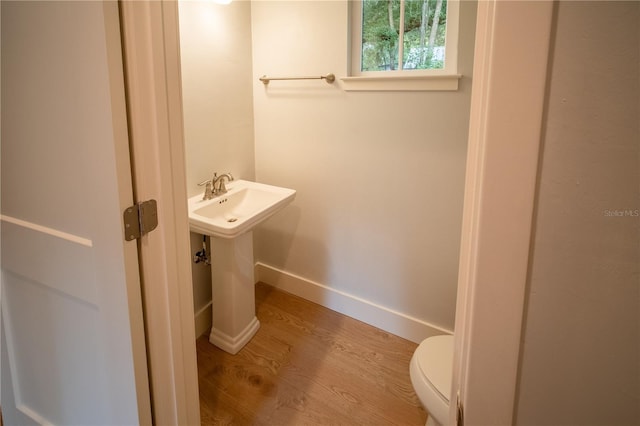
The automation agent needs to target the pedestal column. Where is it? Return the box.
[209,231,260,354]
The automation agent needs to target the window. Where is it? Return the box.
[343,0,460,91]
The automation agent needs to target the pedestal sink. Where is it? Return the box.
[188,180,296,354]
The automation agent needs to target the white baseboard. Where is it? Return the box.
[194,302,212,339]
[254,262,452,344]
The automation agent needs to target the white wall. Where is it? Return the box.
[251,1,477,335]
[178,0,256,321]
[179,0,255,196]
[515,2,640,424]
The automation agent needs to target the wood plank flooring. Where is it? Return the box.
[197,282,428,425]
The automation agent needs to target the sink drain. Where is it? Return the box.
[227,217,238,223]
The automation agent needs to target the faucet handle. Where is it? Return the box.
[197,179,214,200]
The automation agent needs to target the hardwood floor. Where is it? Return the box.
[197,282,428,425]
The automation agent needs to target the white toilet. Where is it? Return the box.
[410,335,454,426]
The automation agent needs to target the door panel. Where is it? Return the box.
[1,1,150,425]
[3,270,106,424]
[2,220,97,305]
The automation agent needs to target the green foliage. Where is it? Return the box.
[361,0,447,71]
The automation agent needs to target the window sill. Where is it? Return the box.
[340,74,461,92]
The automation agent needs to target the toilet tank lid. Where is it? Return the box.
[415,334,454,403]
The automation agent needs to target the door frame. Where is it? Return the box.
[120,0,556,424]
[450,1,554,424]
[119,2,200,425]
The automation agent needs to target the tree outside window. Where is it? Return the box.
[361,0,448,72]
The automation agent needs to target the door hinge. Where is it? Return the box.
[123,199,158,241]
[456,391,464,426]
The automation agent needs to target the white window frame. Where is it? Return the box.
[342,0,461,91]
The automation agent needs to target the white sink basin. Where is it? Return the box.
[188,179,296,238]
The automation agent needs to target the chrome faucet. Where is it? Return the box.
[198,172,234,200]
[212,172,234,194]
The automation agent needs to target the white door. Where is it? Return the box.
[1,2,151,425]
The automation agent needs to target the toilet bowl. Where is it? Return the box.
[410,335,454,426]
